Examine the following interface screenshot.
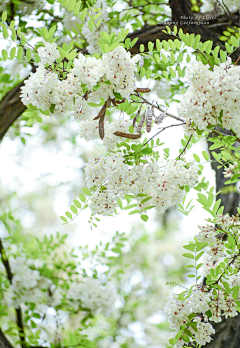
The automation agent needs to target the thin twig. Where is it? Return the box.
[0,239,26,348]
[178,135,193,159]
[134,93,185,122]
[143,122,185,146]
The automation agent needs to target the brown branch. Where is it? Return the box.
[0,330,15,348]
[0,240,26,348]
[178,135,193,159]
[0,81,26,141]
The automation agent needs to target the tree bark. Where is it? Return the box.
[0,81,26,141]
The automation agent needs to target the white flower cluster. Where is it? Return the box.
[3,256,57,307]
[165,214,240,346]
[223,163,239,178]
[38,39,60,65]
[215,214,240,229]
[66,278,116,315]
[201,0,240,13]
[21,46,140,119]
[85,152,199,215]
[164,290,214,347]
[177,59,240,135]
[209,290,238,322]
[197,224,225,261]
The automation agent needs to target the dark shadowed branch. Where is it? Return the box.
[0,240,26,348]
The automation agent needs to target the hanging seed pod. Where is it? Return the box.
[136,111,146,133]
[93,98,111,140]
[146,107,153,133]
[155,108,167,125]
[93,98,111,120]
[132,106,142,128]
[134,87,151,93]
[114,131,141,139]
[99,114,105,140]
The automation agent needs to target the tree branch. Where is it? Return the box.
[0,81,26,141]
[0,239,26,348]
[0,330,15,348]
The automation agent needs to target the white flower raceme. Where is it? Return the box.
[196,224,225,261]
[215,214,240,229]
[85,153,199,215]
[3,256,54,307]
[38,39,60,65]
[102,46,141,99]
[223,163,239,178]
[20,65,59,110]
[66,278,116,315]
[189,289,211,313]
[21,46,140,120]
[177,59,240,136]
[209,290,238,322]
[163,294,191,330]
[193,317,215,346]
[197,224,218,244]
[164,290,214,347]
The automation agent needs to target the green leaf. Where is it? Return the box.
[183,244,195,251]
[123,204,138,210]
[2,23,9,39]
[140,197,152,204]
[205,310,212,317]
[202,151,209,161]
[82,187,91,195]
[36,115,42,123]
[27,118,35,126]
[2,49,8,60]
[117,199,123,209]
[79,193,86,202]
[70,205,78,214]
[60,216,68,222]
[196,251,204,260]
[73,200,82,208]
[65,211,72,219]
[169,338,177,345]
[17,46,23,60]
[140,214,148,222]
[193,154,200,162]
[182,253,194,259]
[10,47,16,59]
[2,11,7,21]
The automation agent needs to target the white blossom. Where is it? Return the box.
[66,278,116,315]
[38,39,60,65]
[177,59,240,136]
